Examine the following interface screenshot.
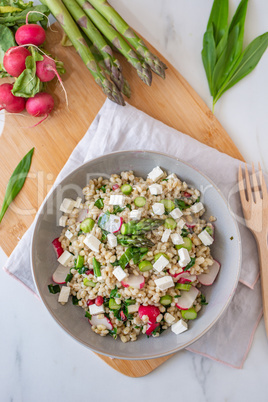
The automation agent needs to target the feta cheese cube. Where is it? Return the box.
[89,304,105,316]
[170,233,184,245]
[152,202,165,215]
[107,233,117,248]
[164,313,175,324]
[65,229,75,241]
[177,219,186,229]
[178,248,191,267]
[198,229,214,246]
[59,198,76,213]
[161,229,171,243]
[148,166,164,182]
[109,194,125,207]
[167,173,177,180]
[129,209,142,220]
[58,286,71,303]
[74,197,82,208]
[153,255,170,273]
[149,183,163,195]
[154,276,174,291]
[83,234,101,252]
[57,250,73,266]
[190,202,204,213]
[127,304,139,313]
[171,319,188,335]
[113,266,127,282]
[58,215,68,227]
[170,208,183,220]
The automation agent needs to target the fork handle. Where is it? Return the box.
[256,235,268,335]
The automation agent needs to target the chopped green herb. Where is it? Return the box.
[72,295,79,305]
[124,298,136,306]
[175,199,191,210]
[94,198,104,209]
[65,273,73,283]
[103,297,110,307]
[100,229,109,243]
[100,185,106,193]
[110,286,121,299]
[78,230,83,236]
[126,204,132,210]
[181,228,190,236]
[48,284,60,294]
[85,311,92,319]
[135,325,140,329]
[112,205,125,214]
[174,295,181,298]
[230,236,234,240]
[78,266,88,274]
[109,327,117,338]
[200,294,208,305]
[162,178,168,182]
[111,260,120,267]
[184,257,196,271]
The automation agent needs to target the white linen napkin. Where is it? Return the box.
[3,99,262,368]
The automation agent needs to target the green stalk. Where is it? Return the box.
[40,0,125,105]
[61,0,124,91]
[88,0,167,78]
[75,0,152,85]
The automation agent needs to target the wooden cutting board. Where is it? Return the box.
[0,23,244,377]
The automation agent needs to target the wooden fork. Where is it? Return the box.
[238,163,268,335]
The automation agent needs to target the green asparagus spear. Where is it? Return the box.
[121,218,165,235]
[88,0,167,78]
[75,0,152,86]
[117,235,155,248]
[40,0,125,105]
[62,0,124,91]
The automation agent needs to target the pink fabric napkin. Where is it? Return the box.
[4,100,263,368]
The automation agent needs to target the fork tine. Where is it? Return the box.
[244,164,252,201]
[251,163,261,203]
[238,165,247,204]
[258,162,267,199]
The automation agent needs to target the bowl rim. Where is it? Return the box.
[31,149,242,360]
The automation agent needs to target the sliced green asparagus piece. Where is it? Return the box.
[88,0,167,78]
[75,0,152,85]
[121,218,165,235]
[117,234,155,248]
[62,0,124,91]
[40,0,125,105]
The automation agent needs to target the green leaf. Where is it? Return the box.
[0,148,34,223]
[214,32,268,102]
[184,257,196,272]
[175,199,190,210]
[206,0,229,46]
[85,311,92,319]
[201,24,216,96]
[12,68,41,97]
[48,284,60,294]
[94,198,104,209]
[0,23,15,74]
[200,294,208,305]
[112,205,125,214]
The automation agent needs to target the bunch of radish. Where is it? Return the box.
[0,13,66,125]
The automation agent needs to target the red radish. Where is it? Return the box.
[197,260,221,286]
[95,296,104,306]
[86,269,94,275]
[112,184,119,191]
[185,216,199,229]
[98,213,123,233]
[3,46,31,77]
[26,92,54,126]
[120,310,127,321]
[52,264,68,284]
[138,305,160,323]
[52,237,64,258]
[175,286,199,310]
[78,209,88,222]
[177,272,197,283]
[0,83,26,113]
[87,299,95,306]
[121,274,145,289]
[15,24,46,46]
[89,316,113,330]
[146,322,160,335]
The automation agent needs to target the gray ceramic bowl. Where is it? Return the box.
[31,150,241,360]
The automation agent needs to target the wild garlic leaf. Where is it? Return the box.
[206,0,229,46]
[214,32,268,103]
[201,24,216,96]
[0,148,34,223]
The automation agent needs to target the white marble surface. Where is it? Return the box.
[1,0,268,401]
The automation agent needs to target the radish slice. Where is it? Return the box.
[185,216,199,229]
[177,272,197,283]
[121,274,145,289]
[197,260,221,286]
[175,286,199,310]
[78,209,88,222]
[138,305,160,323]
[52,237,64,258]
[89,316,113,330]
[98,213,123,233]
[52,264,69,284]
[146,322,160,335]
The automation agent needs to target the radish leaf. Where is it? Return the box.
[0,23,16,77]
[0,147,34,223]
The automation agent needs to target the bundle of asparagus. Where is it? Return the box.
[40,0,167,105]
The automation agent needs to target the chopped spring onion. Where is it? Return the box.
[109,298,121,310]
[48,284,60,294]
[154,252,169,262]
[83,278,96,287]
[94,198,104,209]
